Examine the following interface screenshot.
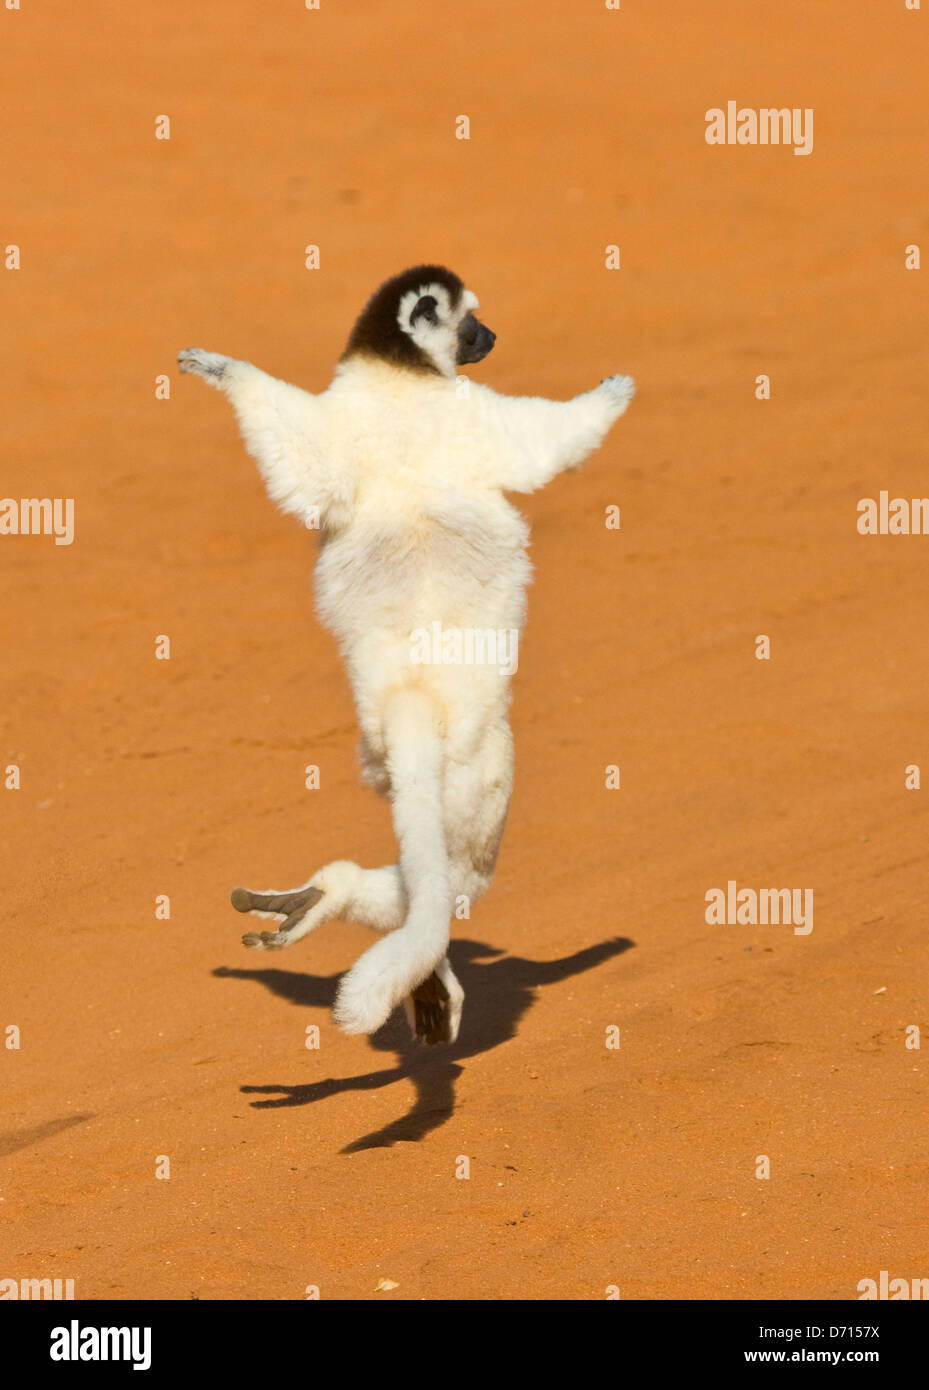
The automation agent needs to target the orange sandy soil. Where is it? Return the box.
[1,1,927,1302]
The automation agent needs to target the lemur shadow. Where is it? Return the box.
[213,935,634,1151]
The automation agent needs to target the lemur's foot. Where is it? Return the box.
[409,971,453,1045]
[241,929,289,950]
[600,374,636,411]
[233,884,323,950]
[178,347,232,382]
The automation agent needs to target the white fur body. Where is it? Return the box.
[179,324,634,1041]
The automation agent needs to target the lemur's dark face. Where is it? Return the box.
[341,265,495,378]
[456,310,496,365]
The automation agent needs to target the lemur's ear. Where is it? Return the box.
[410,294,439,328]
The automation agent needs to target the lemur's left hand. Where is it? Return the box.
[178,348,231,383]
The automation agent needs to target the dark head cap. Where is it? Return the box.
[341,265,494,377]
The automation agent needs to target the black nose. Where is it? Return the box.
[472,323,495,359]
[458,317,496,364]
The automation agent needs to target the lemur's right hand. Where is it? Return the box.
[599,374,636,413]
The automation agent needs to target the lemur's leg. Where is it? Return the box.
[402,835,498,1047]
[402,839,497,1048]
[400,738,511,1046]
[235,859,462,1044]
[234,861,404,950]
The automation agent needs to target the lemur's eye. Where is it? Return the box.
[410,294,439,329]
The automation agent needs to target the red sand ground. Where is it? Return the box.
[1,1,927,1300]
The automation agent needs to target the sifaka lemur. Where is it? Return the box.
[179,265,634,1045]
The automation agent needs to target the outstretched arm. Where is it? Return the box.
[178,349,349,526]
[468,374,635,494]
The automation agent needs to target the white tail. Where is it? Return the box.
[333,688,452,1034]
